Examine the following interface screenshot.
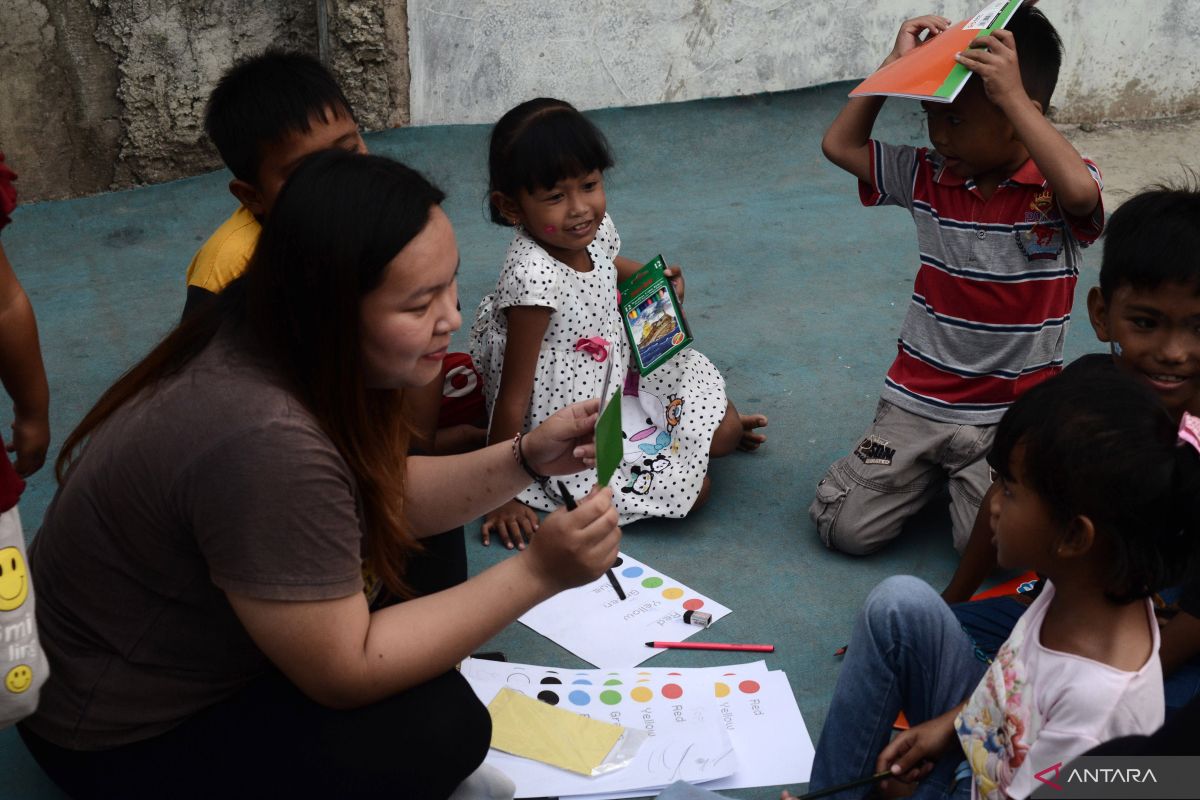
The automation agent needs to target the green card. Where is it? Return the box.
[594,368,623,488]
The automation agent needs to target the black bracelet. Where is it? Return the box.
[512,432,549,483]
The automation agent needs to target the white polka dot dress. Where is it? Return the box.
[469,214,727,525]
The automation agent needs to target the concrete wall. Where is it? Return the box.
[409,0,1200,126]
[3,0,1196,201]
[0,0,408,202]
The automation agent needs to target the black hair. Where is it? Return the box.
[988,367,1200,603]
[204,49,356,184]
[1006,5,1063,109]
[487,97,614,225]
[60,150,446,600]
[1098,178,1200,300]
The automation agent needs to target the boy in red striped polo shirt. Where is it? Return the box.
[810,5,1103,555]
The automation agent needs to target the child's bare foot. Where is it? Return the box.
[738,413,768,451]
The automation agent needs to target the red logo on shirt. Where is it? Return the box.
[1034,762,1064,790]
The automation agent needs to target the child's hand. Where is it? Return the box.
[9,411,49,477]
[875,714,958,792]
[482,498,540,550]
[885,15,953,66]
[665,264,685,303]
[955,29,1027,110]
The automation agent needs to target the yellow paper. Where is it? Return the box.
[487,687,625,775]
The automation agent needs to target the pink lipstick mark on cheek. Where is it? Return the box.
[544,225,557,234]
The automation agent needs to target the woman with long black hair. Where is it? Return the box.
[19,151,620,799]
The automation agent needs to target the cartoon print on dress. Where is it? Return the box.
[621,455,670,496]
[1016,189,1064,261]
[665,394,683,433]
[621,388,672,462]
[618,367,675,462]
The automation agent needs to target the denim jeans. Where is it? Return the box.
[809,576,988,800]
[951,594,1028,662]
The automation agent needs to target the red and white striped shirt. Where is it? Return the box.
[861,140,1104,425]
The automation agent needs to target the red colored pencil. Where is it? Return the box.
[645,641,774,653]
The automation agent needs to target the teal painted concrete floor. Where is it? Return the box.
[0,82,1107,798]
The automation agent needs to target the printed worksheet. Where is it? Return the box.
[472,677,737,797]
[460,657,769,690]
[518,551,732,667]
[462,662,813,798]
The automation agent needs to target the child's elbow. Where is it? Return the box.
[1061,186,1101,219]
[820,132,842,165]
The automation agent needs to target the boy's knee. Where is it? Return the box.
[808,468,898,556]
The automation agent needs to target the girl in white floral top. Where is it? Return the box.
[798,367,1200,800]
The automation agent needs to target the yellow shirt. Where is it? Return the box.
[185,206,261,292]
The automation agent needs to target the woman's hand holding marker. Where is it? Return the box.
[524,485,621,593]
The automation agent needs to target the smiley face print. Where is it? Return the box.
[0,546,28,611]
[4,664,32,694]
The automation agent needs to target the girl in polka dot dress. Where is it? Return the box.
[469,98,767,549]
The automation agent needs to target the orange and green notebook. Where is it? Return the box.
[850,0,1024,103]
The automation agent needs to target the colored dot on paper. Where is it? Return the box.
[569,690,591,706]
[572,679,592,685]
[600,690,622,705]
[603,679,622,686]
[537,690,560,705]
[682,598,704,611]
[739,680,761,694]
[630,686,654,702]
[622,566,644,578]
[714,682,731,698]
[662,683,684,700]
[612,557,624,568]
[506,673,531,685]
[642,577,664,588]
[662,588,684,600]
[540,677,562,685]
[668,672,683,676]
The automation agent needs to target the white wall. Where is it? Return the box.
[407,0,1200,125]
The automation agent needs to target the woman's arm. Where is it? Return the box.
[404,397,600,536]
[227,485,620,708]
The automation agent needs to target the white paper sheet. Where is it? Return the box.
[460,657,769,687]
[470,677,738,797]
[517,552,732,667]
[461,662,813,799]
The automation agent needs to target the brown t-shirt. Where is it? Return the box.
[25,327,365,749]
